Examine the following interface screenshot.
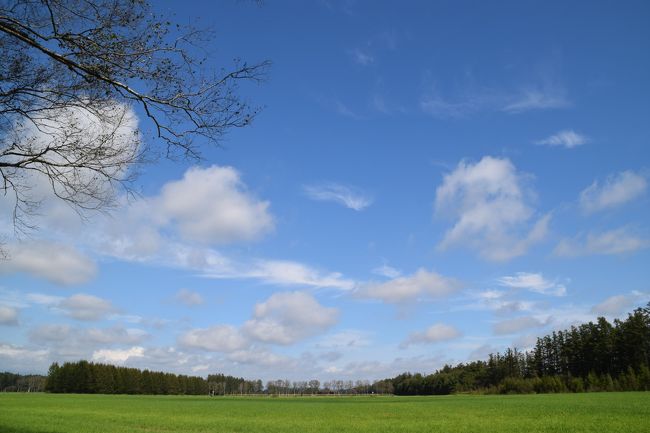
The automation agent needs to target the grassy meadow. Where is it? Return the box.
[1,392,649,433]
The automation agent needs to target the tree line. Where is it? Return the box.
[0,372,46,392]
[23,303,650,396]
[378,303,650,395]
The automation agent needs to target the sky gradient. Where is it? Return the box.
[1,0,649,382]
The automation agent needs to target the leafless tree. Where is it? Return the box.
[0,0,269,245]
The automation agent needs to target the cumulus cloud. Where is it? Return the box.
[158,165,273,244]
[400,324,461,348]
[435,156,549,261]
[0,241,96,285]
[243,292,339,345]
[175,289,204,307]
[59,294,115,321]
[358,269,460,303]
[579,171,647,213]
[554,227,650,257]
[493,316,545,335]
[536,130,588,148]
[0,305,18,325]
[303,182,373,211]
[0,101,140,236]
[179,325,249,352]
[92,346,145,364]
[498,272,566,296]
[0,344,49,367]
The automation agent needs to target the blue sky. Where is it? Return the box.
[1,0,649,381]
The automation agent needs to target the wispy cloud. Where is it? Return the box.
[303,182,373,211]
[420,75,570,118]
[502,89,570,113]
[536,130,588,148]
[580,170,647,213]
[554,226,650,257]
[372,264,401,279]
[498,272,567,297]
[350,48,374,65]
[175,289,204,307]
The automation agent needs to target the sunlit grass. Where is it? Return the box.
[1,392,648,432]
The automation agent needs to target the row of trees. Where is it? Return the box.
[46,361,210,395]
[380,304,650,395]
[36,304,650,396]
[42,362,383,396]
[0,372,46,392]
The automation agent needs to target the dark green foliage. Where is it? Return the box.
[44,361,263,395]
[385,303,650,395]
[0,372,46,392]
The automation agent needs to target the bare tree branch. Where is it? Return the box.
[0,0,269,250]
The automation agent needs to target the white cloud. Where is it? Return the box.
[92,346,145,364]
[591,292,650,316]
[227,349,290,367]
[420,77,569,118]
[592,295,634,316]
[303,182,372,211]
[468,344,500,361]
[554,227,650,257]
[420,94,481,119]
[85,327,149,345]
[175,289,204,307]
[350,48,374,65]
[371,264,401,279]
[179,325,249,352]
[158,165,273,244]
[29,324,148,346]
[400,324,461,348]
[29,324,72,342]
[435,156,549,261]
[359,269,460,303]
[0,344,48,363]
[502,89,570,113]
[243,292,339,345]
[493,316,545,335]
[243,260,356,290]
[498,272,566,296]
[59,294,115,321]
[316,330,371,349]
[579,171,647,213]
[536,130,588,148]
[0,305,18,325]
[25,293,64,306]
[0,241,96,285]
[0,101,141,234]
[478,290,507,300]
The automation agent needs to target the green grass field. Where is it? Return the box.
[1,392,649,433]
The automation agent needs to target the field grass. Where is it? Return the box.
[0,392,649,433]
